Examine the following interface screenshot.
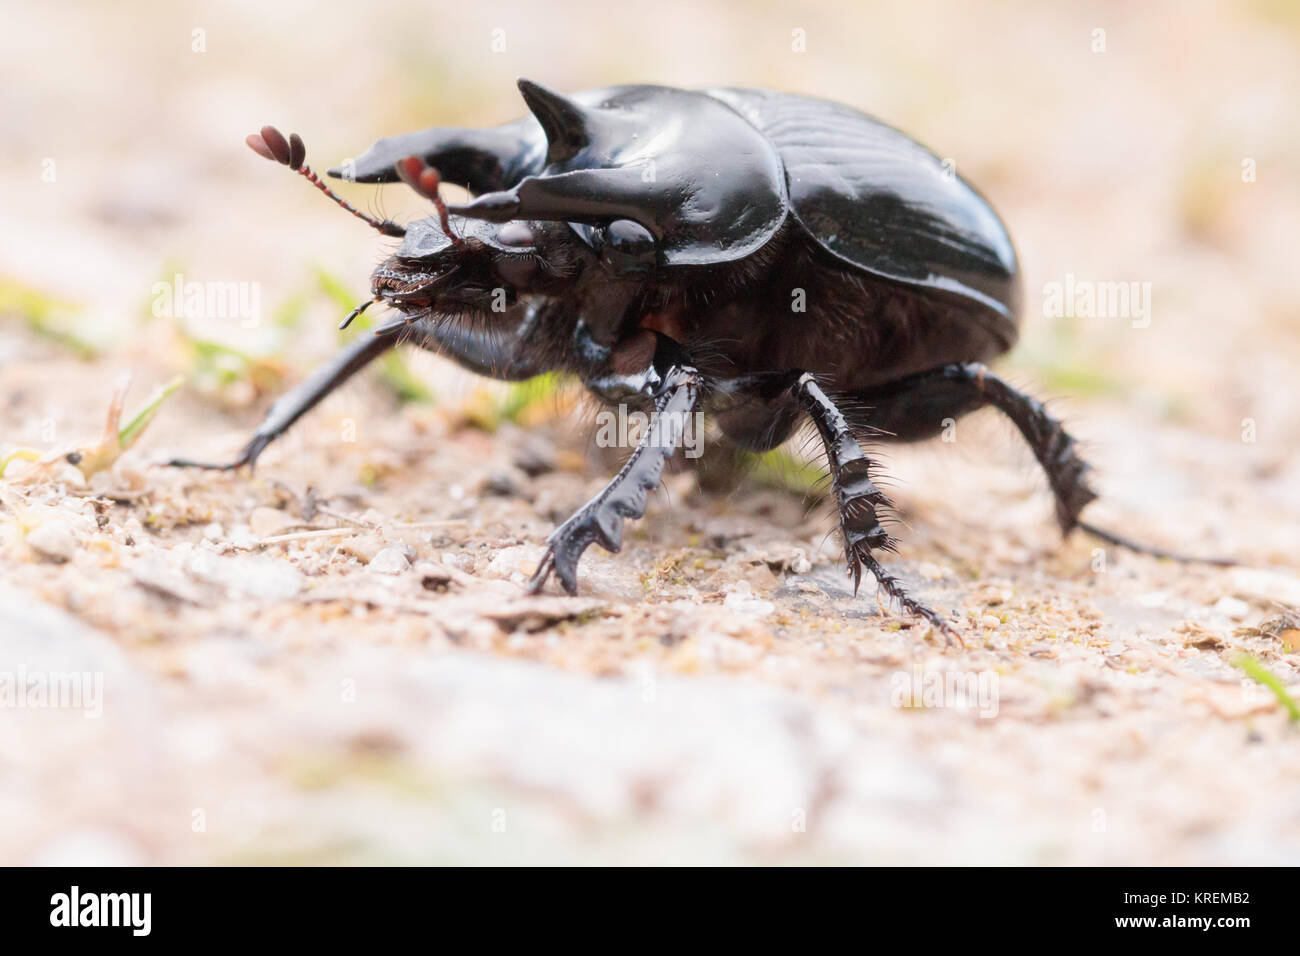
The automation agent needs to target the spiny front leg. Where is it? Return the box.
[168,310,550,474]
[529,364,702,595]
[793,373,960,643]
[167,328,397,472]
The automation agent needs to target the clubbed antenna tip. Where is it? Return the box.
[394,155,460,244]
[246,125,406,238]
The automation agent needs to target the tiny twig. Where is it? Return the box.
[257,527,363,546]
[314,506,377,528]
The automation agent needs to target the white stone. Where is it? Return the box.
[367,547,411,575]
[26,519,79,561]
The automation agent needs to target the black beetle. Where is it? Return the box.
[171,80,1221,639]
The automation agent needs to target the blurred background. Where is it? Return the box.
[1,0,1298,865]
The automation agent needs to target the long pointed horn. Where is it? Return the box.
[327,120,541,191]
[516,78,594,165]
[449,168,653,227]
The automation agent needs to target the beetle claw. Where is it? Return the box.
[528,365,701,599]
[166,433,272,474]
[527,540,581,596]
[852,545,962,647]
[528,518,598,596]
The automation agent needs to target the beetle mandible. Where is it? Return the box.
[171,80,1222,640]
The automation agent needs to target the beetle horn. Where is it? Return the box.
[326,123,537,191]
[517,78,596,165]
[449,167,653,228]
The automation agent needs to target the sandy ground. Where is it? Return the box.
[1,0,1299,864]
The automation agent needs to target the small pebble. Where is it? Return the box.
[483,472,523,498]
[1212,596,1250,621]
[368,547,411,575]
[723,582,775,618]
[513,437,556,476]
[442,552,473,572]
[27,519,79,562]
[971,582,1013,605]
[339,534,385,563]
[484,545,544,579]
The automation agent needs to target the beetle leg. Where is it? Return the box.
[949,363,1098,535]
[168,314,551,472]
[529,362,702,596]
[403,311,551,381]
[852,362,1231,565]
[792,373,961,643]
[959,363,1233,563]
[167,328,398,472]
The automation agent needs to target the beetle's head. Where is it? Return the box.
[241,128,587,325]
[370,154,585,320]
[370,215,580,318]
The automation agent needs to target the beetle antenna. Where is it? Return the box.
[394,156,462,245]
[246,126,406,238]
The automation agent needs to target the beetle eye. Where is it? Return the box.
[496,222,536,248]
[598,219,656,274]
[495,255,538,288]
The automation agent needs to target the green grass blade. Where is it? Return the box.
[1233,653,1300,721]
[118,376,184,450]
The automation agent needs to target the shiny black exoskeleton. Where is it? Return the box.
[172,80,1217,640]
